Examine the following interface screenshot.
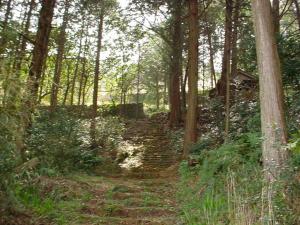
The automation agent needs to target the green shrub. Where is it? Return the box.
[99,104,119,117]
[94,116,125,152]
[178,130,300,224]
[0,108,21,209]
[27,110,102,173]
[167,128,184,153]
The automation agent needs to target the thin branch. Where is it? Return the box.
[280,0,293,19]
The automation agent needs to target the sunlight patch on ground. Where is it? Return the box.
[118,141,145,170]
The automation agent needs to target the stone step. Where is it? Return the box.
[141,163,176,166]
[92,216,180,225]
[142,158,175,161]
[139,166,175,170]
[141,162,176,166]
[142,153,177,156]
[142,154,176,158]
[83,204,177,218]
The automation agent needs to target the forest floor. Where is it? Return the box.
[10,118,183,225]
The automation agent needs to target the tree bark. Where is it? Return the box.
[224,0,241,141]
[4,0,35,107]
[77,28,89,106]
[77,58,85,105]
[251,0,288,182]
[70,14,85,105]
[163,72,168,109]
[20,0,56,161]
[136,43,141,119]
[181,63,188,111]
[63,62,71,105]
[14,0,35,76]
[231,0,241,79]
[90,9,104,146]
[168,0,183,128]
[156,73,160,110]
[37,64,47,103]
[82,75,88,106]
[217,0,233,97]
[207,29,216,89]
[0,0,12,52]
[183,0,199,157]
[50,0,70,110]
[272,0,280,35]
[25,0,56,113]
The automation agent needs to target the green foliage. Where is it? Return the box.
[167,128,184,153]
[230,96,261,135]
[99,104,119,116]
[0,110,19,176]
[178,128,300,224]
[289,131,300,169]
[286,91,300,133]
[94,116,125,151]
[14,181,85,225]
[0,108,21,209]
[278,32,300,89]
[27,110,102,173]
[178,135,261,224]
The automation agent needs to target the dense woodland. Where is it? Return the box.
[0,0,300,224]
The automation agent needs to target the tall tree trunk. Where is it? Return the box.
[4,0,35,107]
[63,62,71,105]
[50,0,70,110]
[202,60,205,94]
[181,63,188,111]
[217,0,233,97]
[293,0,300,30]
[272,0,280,35]
[207,29,216,89]
[25,0,55,115]
[90,9,104,146]
[70,14,85,105]
[252,0,288,183]
[78,58,86,105]
[169,0,183,128]
[78,31,89,105]
[156,73,160,110]
[82,75,88,106]
[0,0,12,53]
[77,57,84,105]
[183,0,199,157]
[19,0,56,161]
[14,0,35,76]
[163,72,168,109]
[136,43,141,119]
[224,0,241,141]
[38,64,47,103]
[231,0,241,79]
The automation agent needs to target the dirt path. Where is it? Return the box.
[66,174,181,225]
[2,118,183,225]
[77,118,182,224]
[28,118,183,225]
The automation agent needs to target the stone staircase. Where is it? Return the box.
[79,118,184,224]
[120,119,181,177]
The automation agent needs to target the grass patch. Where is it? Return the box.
[177,133,300,225]
[13,174,99,225]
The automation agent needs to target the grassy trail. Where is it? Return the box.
[15,118,183,225]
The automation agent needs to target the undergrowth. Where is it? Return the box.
[13,176,92,225]
[177,132,300,225]
[1,109,125,221]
